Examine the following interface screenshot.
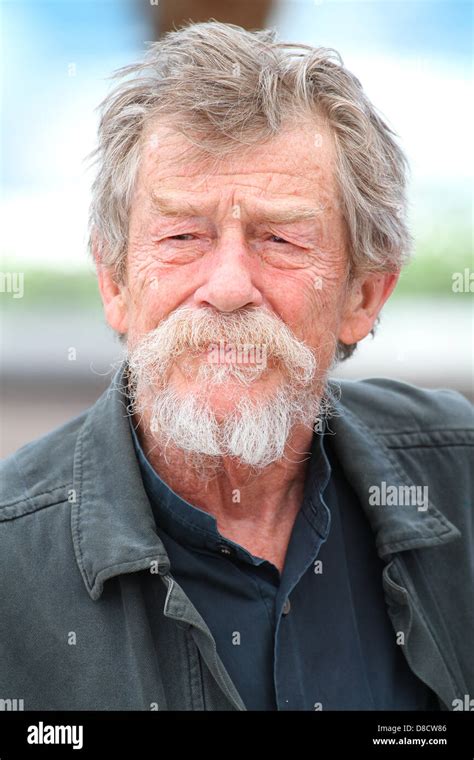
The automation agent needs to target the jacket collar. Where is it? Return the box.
[72,364,460,600]
[327,385,460,558]
[72,363,171,600]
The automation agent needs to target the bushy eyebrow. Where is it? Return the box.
[253,203,326,224]
[149,190,326,224]
[150,191,206,217]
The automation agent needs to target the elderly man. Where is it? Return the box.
[1,22,472,712]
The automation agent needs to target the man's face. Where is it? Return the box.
[123,120,349,411]
[97,116,394,468]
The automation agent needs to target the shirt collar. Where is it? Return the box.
[129,408,332,560]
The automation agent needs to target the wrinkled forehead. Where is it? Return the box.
[136,117,338,196]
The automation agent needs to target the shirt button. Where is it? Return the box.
[282,598,291,616]
[217,543,233,557]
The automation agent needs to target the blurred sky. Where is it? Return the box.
[1,0,472,269]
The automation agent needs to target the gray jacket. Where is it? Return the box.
[1,369,473,711]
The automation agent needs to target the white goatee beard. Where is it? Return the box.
[127,306,336,475]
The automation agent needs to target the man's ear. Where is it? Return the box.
[93,240,129,335]
[338,270,400,347]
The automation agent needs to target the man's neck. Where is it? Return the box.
[134,415,315,572]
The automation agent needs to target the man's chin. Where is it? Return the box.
[169,372,283,417]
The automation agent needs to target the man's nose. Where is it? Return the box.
[193,232,263,313]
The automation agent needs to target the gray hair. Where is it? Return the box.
[88,21,412,360]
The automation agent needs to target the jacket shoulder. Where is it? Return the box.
[0,410,89,518]
[334,376,474,434]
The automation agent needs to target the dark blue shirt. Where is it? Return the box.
[130,419,439,711]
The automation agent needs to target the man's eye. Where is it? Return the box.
[169,234,195,241]
[269,235,289,244]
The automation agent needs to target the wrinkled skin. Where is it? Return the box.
[96,118,398,570]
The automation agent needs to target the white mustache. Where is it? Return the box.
[126,306,336,472]
[127,305,317,388]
